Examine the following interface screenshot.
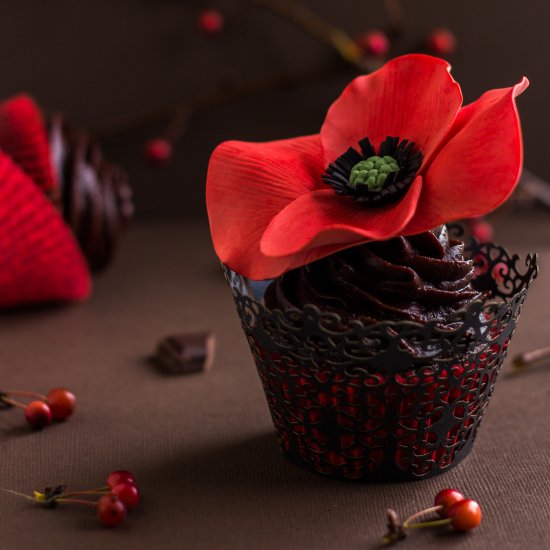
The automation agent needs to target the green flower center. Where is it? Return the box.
[349,155,399,192]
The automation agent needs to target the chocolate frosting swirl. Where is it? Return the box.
[264,227,482,327]
[48,114,133,272]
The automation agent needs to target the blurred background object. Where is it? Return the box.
[0,0,547,220]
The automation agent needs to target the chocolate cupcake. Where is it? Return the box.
[207,55,536,480]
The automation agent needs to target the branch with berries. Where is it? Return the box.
[91,0,457,166]
[4,470,140,528]
[0,387,76,429]
[383,489,482,545]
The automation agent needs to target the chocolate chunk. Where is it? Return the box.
[153,332,215,374]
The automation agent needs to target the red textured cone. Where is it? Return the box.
[0,152,91,307]
[0,94,57,194]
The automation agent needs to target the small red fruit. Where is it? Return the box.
[356,30,389,57]
[469,216,494,243]
[426,28,456,56]
[47,387,76,421]
[144,139,172,166]
[25,401,52,430]
[197,9,224,35]
[112,483,140,510]
[434,488,465,517]
[107,470,136,489]
[447,499,482,531]
[97,495,127,527]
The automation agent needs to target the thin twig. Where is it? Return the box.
[248,0,361,65]
[402,505,444,528]
[58,498,97,507]
[3,390,47,401]
[63,488,109,498]
[0,396,26,410]
[2,489,37,502]
[512,346,550,370]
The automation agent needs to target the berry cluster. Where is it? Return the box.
[10,470,140,528]
[97,470,140,527]
[0,388,76,429]
[383,488,482,544]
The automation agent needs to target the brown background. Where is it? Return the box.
[0,0,547,218]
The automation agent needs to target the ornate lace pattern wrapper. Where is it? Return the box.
[224,228,537,481]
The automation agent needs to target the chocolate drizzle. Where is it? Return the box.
[49,114,133,272]
[265,227,482,328]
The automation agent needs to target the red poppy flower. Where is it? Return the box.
[207,54,528,280]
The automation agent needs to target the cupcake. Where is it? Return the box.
[207,55,537,480]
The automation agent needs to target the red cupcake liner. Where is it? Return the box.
[0,151,90,307]
[0,94,57,194]
[225,238,537,481]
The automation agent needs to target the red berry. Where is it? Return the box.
[144,139,172,166]
[356,30,389,57]
[112,483,140,510]
[25,401,52,430]
[426,28,456,56]
[434,488,465,517]
[448,499,482,531]
[47,387,76,421]
[97,495,126,527]
[107,470,136,489]
[469,217,493,243]
[197,9,224,35]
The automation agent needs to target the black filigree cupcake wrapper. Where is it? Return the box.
[224,230,538,481]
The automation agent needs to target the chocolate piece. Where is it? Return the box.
[153,332,215,374]
[265,227,482,329]
[48,114,133,272]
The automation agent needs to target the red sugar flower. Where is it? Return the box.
[207,54,528,280]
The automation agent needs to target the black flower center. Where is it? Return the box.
[323,136,423,208]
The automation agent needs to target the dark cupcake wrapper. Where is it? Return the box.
[224,231,538,481]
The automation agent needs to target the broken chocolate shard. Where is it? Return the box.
[153,332,215,374]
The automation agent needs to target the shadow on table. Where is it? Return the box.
[143,431,318,495]
[138,432,473,549]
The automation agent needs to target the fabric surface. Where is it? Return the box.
[0,214,548,549]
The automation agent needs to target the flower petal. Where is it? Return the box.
[321,54,463,166]
[261,176,423,263]
[206,135,325,279]
[404,78,529,233]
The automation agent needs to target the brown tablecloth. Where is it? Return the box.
[0,214,549,549]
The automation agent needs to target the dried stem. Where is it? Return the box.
[248,0,361,65]
[512,345,550,370]
[403,505,444,528]
[0,396,26,410]
[405,518,451,529]
[58,498,97,507]
[63,489,109,498]
[3,390,47,401]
